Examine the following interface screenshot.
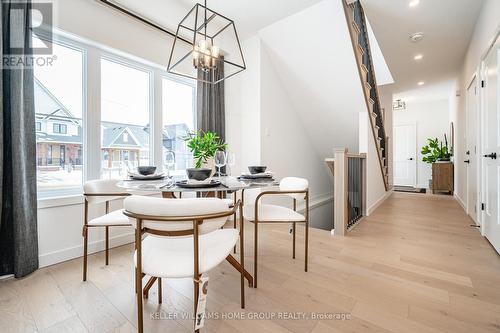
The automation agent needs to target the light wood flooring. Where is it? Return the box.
[1,192,500,333]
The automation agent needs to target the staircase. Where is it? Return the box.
[343,0,389,190]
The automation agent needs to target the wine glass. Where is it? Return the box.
[164,151,175,178]
[214,150,227,178]
[227,152,236,176]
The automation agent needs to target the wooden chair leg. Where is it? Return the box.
[240,206,245,308]
[305,220,309,272]
[233,212,237,254]
[194,274,200,333]
[292,222,296,259]
[254,220,258,288]
[158,278,162,304]
[136,231,144,333]
[83,226,88,281]
[105,226,109,265]
[233,191,238,253]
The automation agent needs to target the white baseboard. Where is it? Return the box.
[454,193,466,212]
[367,190,393,216]
[38,231,135,268]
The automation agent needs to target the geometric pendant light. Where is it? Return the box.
[167,0,246,84]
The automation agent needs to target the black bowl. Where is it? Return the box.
[248,166,267,174]
[137,166,157,176]
[186,168,212,181]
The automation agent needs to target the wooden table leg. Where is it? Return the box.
[226,254,253,288]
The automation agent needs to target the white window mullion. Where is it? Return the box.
[153,70,163,171]
[85,47,102,181]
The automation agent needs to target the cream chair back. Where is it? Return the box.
[279,177,309,200]
[124,196,231,234]
[84,179,128,204]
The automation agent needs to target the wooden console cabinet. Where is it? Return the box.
[432,162,454,194]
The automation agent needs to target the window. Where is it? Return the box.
[33,33,197,199]
[100,58,151,178]
[162,78,196,173]
[53,123,67,134]
[34,38,84,197]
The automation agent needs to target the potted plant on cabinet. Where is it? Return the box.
[183,131,227,180]
[421,135,454,193]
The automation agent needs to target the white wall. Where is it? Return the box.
[454,0,500,206]
[256,0,362,156]
[260,44,333,229]
[394,99,450,188]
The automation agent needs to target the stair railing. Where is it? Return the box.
[343,0,389,189]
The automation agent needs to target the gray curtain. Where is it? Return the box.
[0,0,39,277]
[196,65,225,141]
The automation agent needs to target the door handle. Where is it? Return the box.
[464,160,470,164]
[408,158,414,161]
[483,152,497,159]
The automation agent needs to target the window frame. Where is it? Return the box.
[99,54,154,175]
[34,33,86,199]
[36,31,197,202]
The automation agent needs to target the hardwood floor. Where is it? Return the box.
[1,192,500,333]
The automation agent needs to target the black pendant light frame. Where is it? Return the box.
[167,1,246,85]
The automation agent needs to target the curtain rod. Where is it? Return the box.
[97,0,192,45]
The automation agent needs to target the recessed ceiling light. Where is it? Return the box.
[409,0,420,7]
[414,54,423,60]
[418,81,425,86]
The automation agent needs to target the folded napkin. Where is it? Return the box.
[187,177,213,185]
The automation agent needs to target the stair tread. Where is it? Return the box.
[352,21,361,34]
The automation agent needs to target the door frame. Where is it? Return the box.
[465,74,480,225]
[479,29,500,237]
[393,122,417,187]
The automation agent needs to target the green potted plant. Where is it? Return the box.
[183,131,227,180]
[421,135,452,163]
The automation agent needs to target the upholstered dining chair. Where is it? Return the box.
[243,177,309,288]
[82,179,131,281]
[124,196,245,333]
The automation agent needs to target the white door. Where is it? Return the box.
[482,37,500,253]
[466,77,479,224]
[393,124,417,186]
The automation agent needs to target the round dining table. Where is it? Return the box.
[117,175,278,197]
[116,175,279,289]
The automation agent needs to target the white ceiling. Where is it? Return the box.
[111,0,324,40]
[362,0,484,96]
